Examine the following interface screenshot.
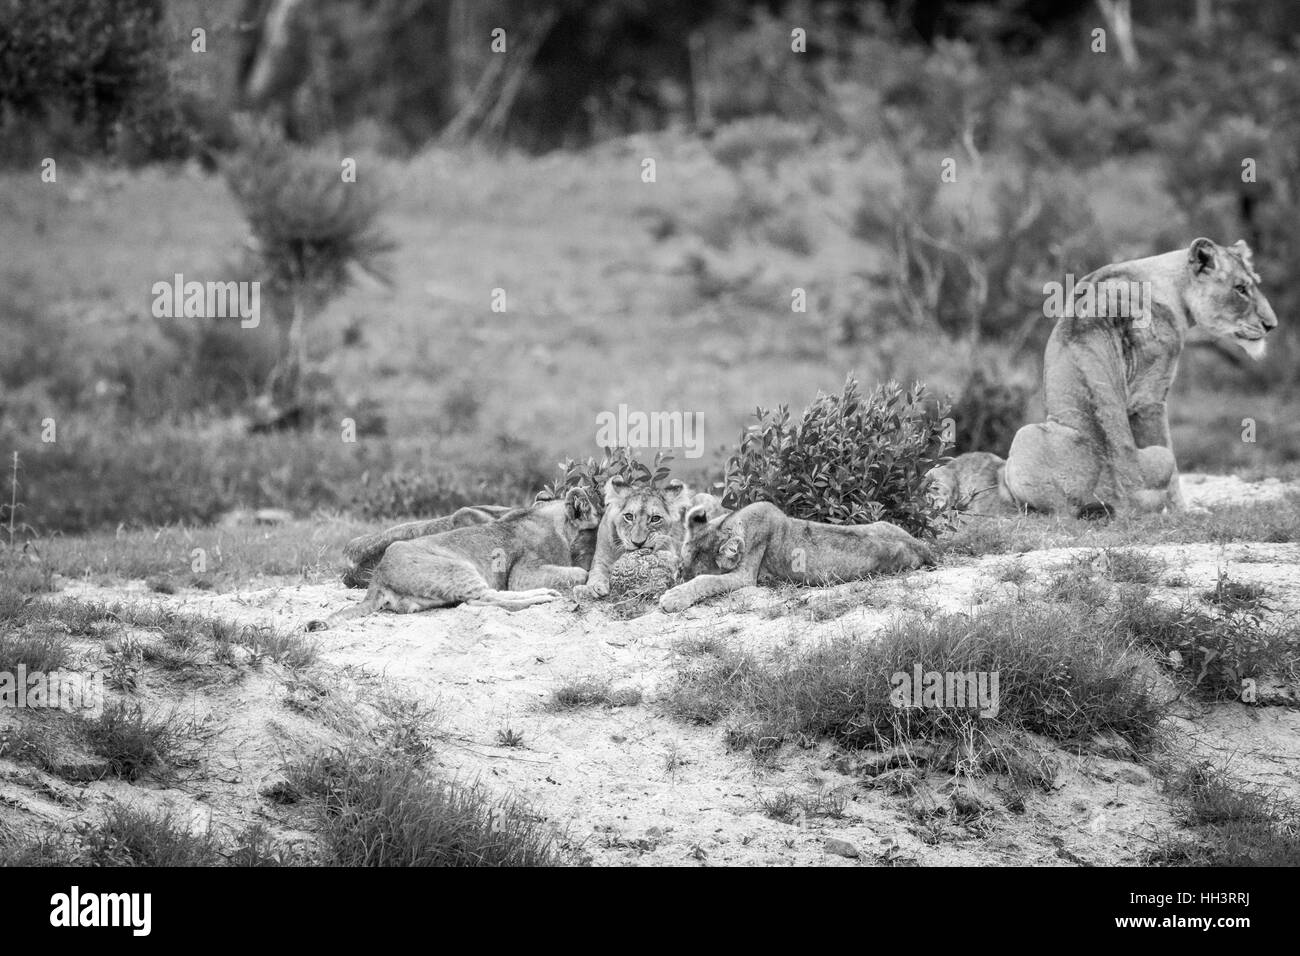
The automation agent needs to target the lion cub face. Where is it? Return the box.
[680,507,744,580]
[604,477,692,552]
[1184,238,1278,359]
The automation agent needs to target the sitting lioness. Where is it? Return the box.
[310,488,599,628]
[955,239,1277,517]
[572,477,722,602]
[658,502,935,613]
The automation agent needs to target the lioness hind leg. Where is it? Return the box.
[1004,421,1098,514]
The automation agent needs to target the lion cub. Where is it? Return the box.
[659,502,935,613]
[572,477,722,602]
[310,488,599,628]
[341,505,515,588]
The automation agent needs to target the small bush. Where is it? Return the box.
[546,678,642,711]
[1113,588,1297,701]
[80,702,182,781]
[74,805,219,867]
[1149,763,1300,866]
[543,448,675,509]
[285,750,572,866]
[948,368,1029,456]
[722,376,950,537]
[664,601,1167,758]
[0,0,188,165]
[0,625,71,674]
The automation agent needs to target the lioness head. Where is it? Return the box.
[1184,238,1278,359]
[603,476,692,552]
[680,506,743,579]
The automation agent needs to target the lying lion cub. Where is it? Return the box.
[310,488,599,629]
[341,506,514,588]
[573,476,724,602]
[658,502,935,613]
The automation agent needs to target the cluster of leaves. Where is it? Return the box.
[1114,587,1298,702]
[224,122,394,306]
[722,376,951,537]
[543,448,674,511]
[949,367,1030,456]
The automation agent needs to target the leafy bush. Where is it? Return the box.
[284,749,573,866]
[948,367,1030,456]
[722,376,950,537]
[223,121,394,415]
[1113,587,1298,702]
[543,448,674,510]
[0,0,191,165]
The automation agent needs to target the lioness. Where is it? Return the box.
[658,502,935,613]
[310,488,599,628]
[571,477,721,601]
[953,239,1277,518]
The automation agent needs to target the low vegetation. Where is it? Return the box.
[282,748,575,867]
[1148,763,1300,867]
[666,601,1167,761]
[547,678,643,712]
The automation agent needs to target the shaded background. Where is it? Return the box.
[1,0,1297,532]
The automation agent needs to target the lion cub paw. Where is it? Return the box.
[658,587,692,614]
[572,580,609,602]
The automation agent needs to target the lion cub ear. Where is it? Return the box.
[533,488,556,503]
[663,478,692,518]
[563,487,593,521]
[683,503,712,532]
[604,475,632,508]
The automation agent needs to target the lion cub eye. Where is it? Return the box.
[1234,283,1250,296]
[649,515,662,524]
[623,513,634,522]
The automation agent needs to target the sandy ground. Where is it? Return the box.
[4,474,1298,866]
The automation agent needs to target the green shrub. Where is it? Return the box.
[543,448,674,510]
[0,0,191,165]
[664,601,1166,757]
[948,368,1029,456]
[284,749,573,867]
[1113,588,1298,702]
[722,377,950,537]
[222,121,393,414]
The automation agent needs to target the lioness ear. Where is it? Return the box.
[534,488,555,503]
[1189,237,1217,274]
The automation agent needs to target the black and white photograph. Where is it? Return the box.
[0,0,1294,910]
